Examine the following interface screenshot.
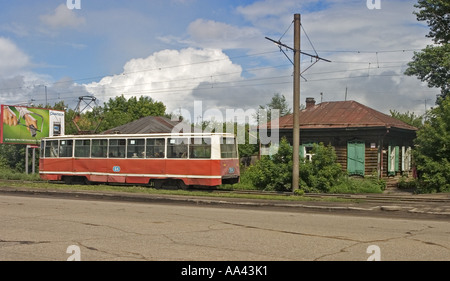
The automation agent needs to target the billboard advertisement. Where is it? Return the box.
[1,105,65,145]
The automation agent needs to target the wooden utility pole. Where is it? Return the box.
[265,14,330,192]
[292,13,301,191]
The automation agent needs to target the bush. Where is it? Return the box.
[247,139,346,192]
[246,138,293,191]
[299,143,344,192]
[245,139,386,193]
[330,176,385,193]
[413,96,450,193]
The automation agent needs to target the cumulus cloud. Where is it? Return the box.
[40,4,86,29]
[85,48,243,114]
[0,37,30,77]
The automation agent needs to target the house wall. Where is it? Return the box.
[274,127,416,178]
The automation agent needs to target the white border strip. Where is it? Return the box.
[39,171,222,179]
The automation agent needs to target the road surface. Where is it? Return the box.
[0,194,449,261]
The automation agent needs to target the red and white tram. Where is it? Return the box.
[39,133,240,188]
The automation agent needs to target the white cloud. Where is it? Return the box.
[0,37,30,77]
[85,48,243,113]
[187,19,263,50]
[40,4,86,29]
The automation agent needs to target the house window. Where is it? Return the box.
[300,143,315,162]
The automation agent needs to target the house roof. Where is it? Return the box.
[101,116,181,134]
[267,100,417,131]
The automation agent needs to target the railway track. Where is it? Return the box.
[206,188,450,204]
[2,179,449,204]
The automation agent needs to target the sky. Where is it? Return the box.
[0,0,441,123]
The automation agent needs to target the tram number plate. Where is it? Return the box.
[228,167,235,174]
[113,166,121,172]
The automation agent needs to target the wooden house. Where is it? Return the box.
[262,98,417,178]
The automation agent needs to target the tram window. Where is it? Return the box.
[127,139,145,158]
[221,137,237,158]
[109,139,126,158]
[59,140,73,157]
[91,139,108,158]
[167,138,188,158]
[75,139,90,158]
[45,140,59,158]
[190,138,211,159]
[146,138,165,158]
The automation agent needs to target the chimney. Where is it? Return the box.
[305,97,316,109]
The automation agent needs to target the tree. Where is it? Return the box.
[405,0,450,104]
[405,44,450,104]
[413,96,450,193]
[97,95,166,132]
[257,93,291,122]
[413,0,450,44]
[389,110,423,128]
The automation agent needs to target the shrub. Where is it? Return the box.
[300,143,344,192]
[247,139,346,192]
[246,138,292,191]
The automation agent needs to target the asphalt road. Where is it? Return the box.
[0,193,449,261]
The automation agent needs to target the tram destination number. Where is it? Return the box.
[181,264,268,278]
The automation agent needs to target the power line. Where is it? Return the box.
[1,63,415,105]
[0,48,416,94]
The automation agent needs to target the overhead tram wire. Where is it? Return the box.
[0,49,417,95]
[13,63,413,105]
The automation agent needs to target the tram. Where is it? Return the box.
[39,133,240,188]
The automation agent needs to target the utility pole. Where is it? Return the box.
[45,85,48,107]
[292,13,301,191]
[265,14,330,192]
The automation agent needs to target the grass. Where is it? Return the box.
[0,165,376,202]
[0,167,41,181]
[0,169,352,203]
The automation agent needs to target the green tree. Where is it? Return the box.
[405,0,450,104]
[97,95,166,132]
[0,144,26,172]
[405,44,450,103]
[413,96,450,193]
[389,110,423,128]
[413,0,450,44]
[257,93,291,122]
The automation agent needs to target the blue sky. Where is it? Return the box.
[0,0,441,120]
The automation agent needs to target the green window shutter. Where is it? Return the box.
[394,146,399,172]
[299,145,305,159]
[388,145,399,175]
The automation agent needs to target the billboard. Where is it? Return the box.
[1,105,65,145]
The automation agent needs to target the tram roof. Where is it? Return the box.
[43,132,236,140]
